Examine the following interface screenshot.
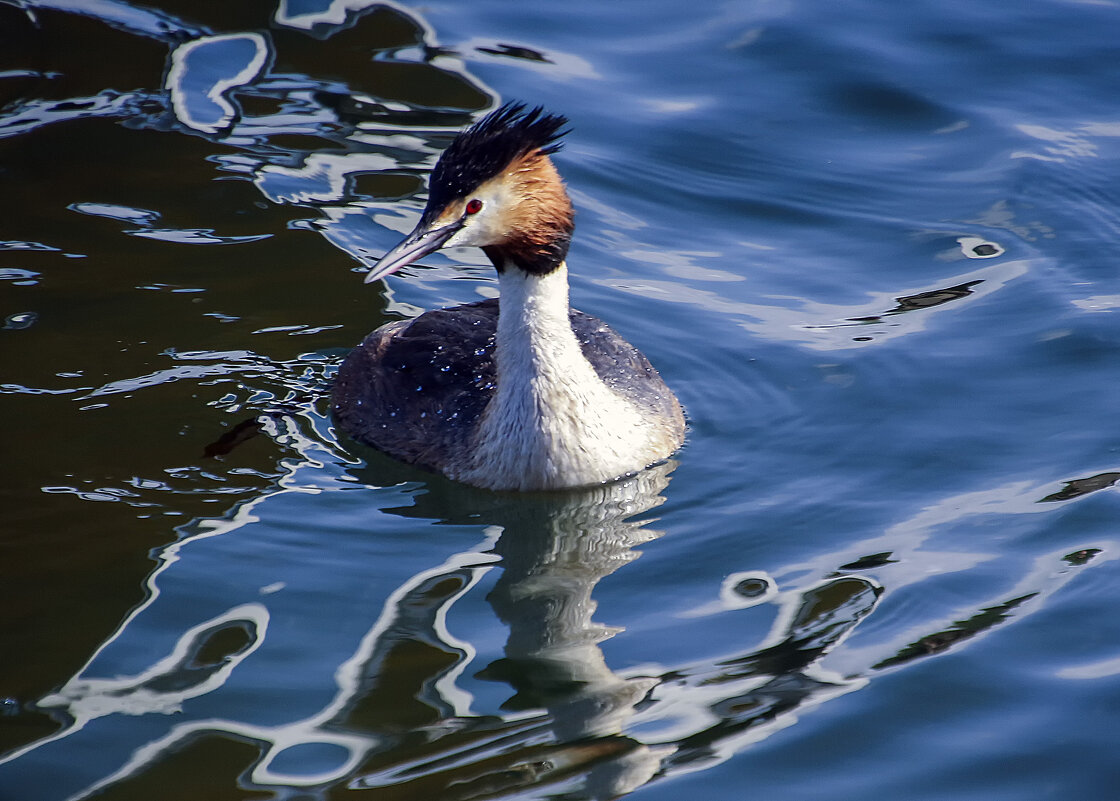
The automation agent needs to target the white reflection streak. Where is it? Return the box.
[250,535,500,787]
[40,604,269,718]
[73,537,499,797]
[254,152,400,205]
[824,478,1118,674]
[630,574,875,768]
[1058,654,1120,680]
[18,0,202,40]
[0,604,267,764]
[167,34,271,135]
[81,361,272,399]
[1072,294,1120,311]
[667,473,1116,758]
[65,718,370,801]
[0,93,137,140]
[0,433,312,777]
[274,0,427,32]
[641,672,862,771]
[1013,123,1098,161]
[597,259,1032,351]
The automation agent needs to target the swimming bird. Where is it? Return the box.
[332,103,685,491]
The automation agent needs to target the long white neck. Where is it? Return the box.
[451,262,656,491]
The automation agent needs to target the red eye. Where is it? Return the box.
[465,198,483,215]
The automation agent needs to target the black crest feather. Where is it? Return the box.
[427,103,569,209]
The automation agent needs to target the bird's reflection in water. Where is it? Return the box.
[343,460,881,799]
[478,467,673,797]
[344,461,676,799]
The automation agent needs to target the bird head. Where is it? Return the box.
[365,103,574,283]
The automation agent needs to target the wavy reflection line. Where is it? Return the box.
[274,0,431,36]
[813,476,1119,676]
[167,33,273,135]
[0,91,145,140]
[254,152,401,205]
[874,544,1113,671]
[1,452,339,777]
[250,540,499,787]
[125,228,272,244]
[0,604,268,767]
[58,717,371,801]
[81,361,277,399]
[0,502,281,772]
[61,528,500,799]
[67,530,499,798]
[625,575,879,774]
[17,0,202,41]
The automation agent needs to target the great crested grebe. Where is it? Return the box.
[332,103,685,491]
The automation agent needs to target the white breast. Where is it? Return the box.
[448,264,670,491]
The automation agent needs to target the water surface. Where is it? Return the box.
[3,0,1120,798]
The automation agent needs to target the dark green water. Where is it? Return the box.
[3,1,1120,798]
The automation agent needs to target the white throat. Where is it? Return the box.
[451,262,656,491]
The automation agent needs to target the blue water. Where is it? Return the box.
[3,0,1120,798]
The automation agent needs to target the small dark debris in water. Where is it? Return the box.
[874,592,1037,670]
[732,577,770,598]
[839,552,897,571]
[1039,472,1120,503]
[422,44,457,61]
[846,279,983,326]
[972,243,999,257]
[1062,548,1102,566]
[203,416,265,457]
[853,335,873,342]
[718,698,763,716]
[476,43,553,63]
[892,280,983,313]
